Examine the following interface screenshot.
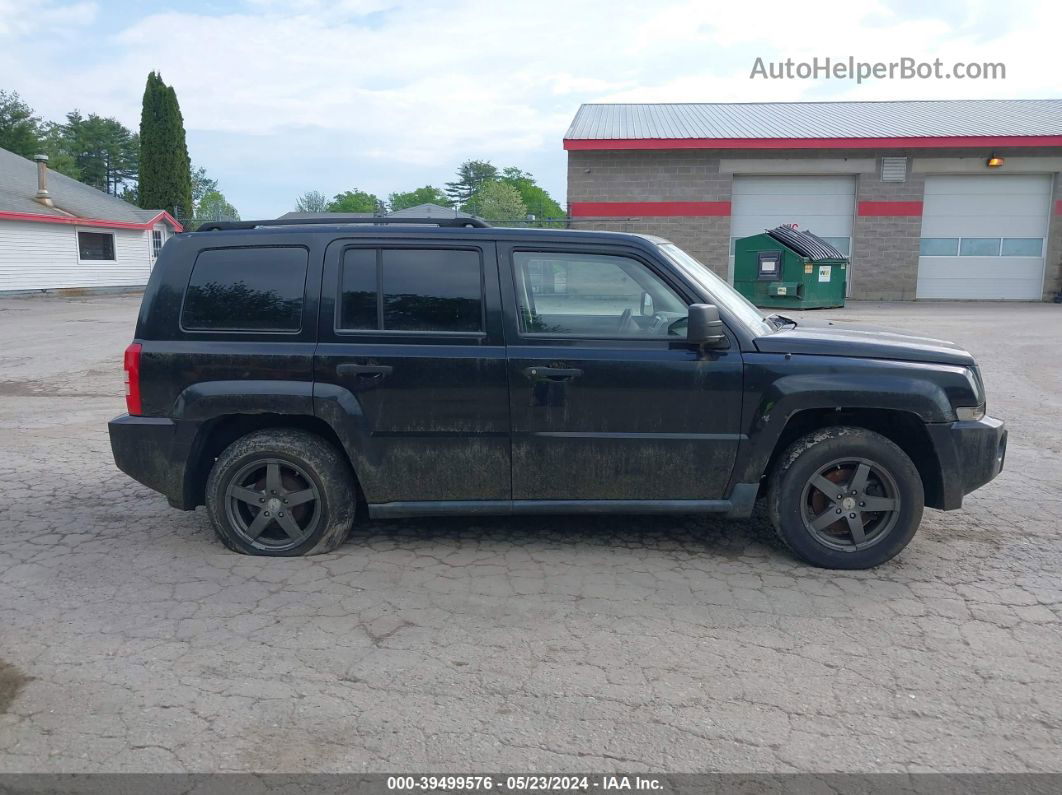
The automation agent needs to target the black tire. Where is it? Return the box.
[205,429,355,556]
[767,426,924,569]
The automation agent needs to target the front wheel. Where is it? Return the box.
[768,426,924,569]
[205,429,355,556]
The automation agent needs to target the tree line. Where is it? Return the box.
[295,159,565,225]
[3,84,564,228]
[0,83,239,226]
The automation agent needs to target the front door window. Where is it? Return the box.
[513,251,687,338]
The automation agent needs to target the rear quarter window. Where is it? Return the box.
[182,247,308,332]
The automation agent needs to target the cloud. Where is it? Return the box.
[0,0,96,38]
[2,0,1059,216]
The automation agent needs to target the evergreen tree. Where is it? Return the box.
[37,120,80,180]
[61,111,138,195]
[445,160,498,210]
[138,72,192,218]
[0,90,41,157]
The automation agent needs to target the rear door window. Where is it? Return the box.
[182,247,308,332]
[338,247,484,333]
[338,248,378,330]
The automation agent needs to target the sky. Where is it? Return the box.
[2,0,1060,218]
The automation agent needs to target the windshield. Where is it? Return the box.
[657,243,775,336]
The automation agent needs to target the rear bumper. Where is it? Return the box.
[108,414,193,509]
[927,415,1007,510]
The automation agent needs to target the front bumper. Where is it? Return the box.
[926,415,1007,510]
[109,414,193,509]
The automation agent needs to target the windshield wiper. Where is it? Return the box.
[768,313,798,329]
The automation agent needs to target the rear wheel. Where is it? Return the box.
[205,429,355,556]
[768,426,924,569]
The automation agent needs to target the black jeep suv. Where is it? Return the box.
[109,217,1006,568]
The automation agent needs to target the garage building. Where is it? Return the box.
[565,99,1062,300]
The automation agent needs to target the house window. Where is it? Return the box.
[78,231,116,261]
[152,230,164,258]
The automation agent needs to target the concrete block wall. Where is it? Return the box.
[569,217,731,278]
[567,151,733,278]
[851,165,925,300]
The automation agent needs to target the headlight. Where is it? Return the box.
[956,404,986,421]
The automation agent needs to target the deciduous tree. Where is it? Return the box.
[500,166,564,225]
[191,165,219,212]
[195,190,240,225]
[327,189,381,213]
[295,190,329,213]
[467,180,527,223]
[388,185,451,211]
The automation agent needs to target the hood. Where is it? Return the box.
[754,316,976,367]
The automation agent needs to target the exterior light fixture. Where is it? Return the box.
[986,155,1004,168]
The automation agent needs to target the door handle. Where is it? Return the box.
[523,366,583,381]
[337,363,393,379]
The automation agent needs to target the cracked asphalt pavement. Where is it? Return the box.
[0,293,1059,773]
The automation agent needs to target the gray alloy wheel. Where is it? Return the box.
[205,428,356,556]
[224,458,322,552]
[768,426,924,569]
[799,457,902,551]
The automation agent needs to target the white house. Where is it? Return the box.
[0,146,183,292]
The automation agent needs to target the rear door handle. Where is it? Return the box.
[337,363,393,379]
[523,366,583,381]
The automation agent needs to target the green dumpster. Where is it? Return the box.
[734,225,848,309]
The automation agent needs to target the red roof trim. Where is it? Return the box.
[152,211,184,232]
[858,201,923,217]
[0,210,183,232]
[563,135,1062,151]
[570,201,731,217]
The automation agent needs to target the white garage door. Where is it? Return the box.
[730,175,856,282]
[917,175,1051,300]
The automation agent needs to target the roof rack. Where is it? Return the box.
[193,217,491,232]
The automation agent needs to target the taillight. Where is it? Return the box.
[123,343,142,416]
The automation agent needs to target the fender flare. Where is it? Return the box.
[730,372,954,487]
[171,380,315,421]
[170,380,316,507]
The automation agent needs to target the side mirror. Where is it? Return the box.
[686,304,727,347]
